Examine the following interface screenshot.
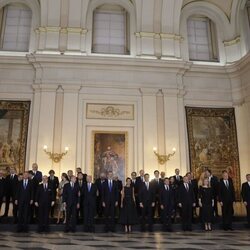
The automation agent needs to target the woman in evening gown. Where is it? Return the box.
[56,173,69,224]
[119,177,138,233]
[198,177,214,231]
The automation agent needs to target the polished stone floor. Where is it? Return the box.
[0,230,249,250]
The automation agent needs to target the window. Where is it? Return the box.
[187,16,218,61]
[0,4,32,52]
[92,4,129,55]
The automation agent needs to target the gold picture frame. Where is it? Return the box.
[92,131,128,182]
[186,107,241,200]
[0,101,30,175]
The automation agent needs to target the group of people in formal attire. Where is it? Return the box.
[0,163,250,233]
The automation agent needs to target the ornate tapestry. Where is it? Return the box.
[92,131,127,182]
[0,101,30,174]
[186,107,241,200]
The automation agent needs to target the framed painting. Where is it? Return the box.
[186,107,241,200]
[0,101,30,175]
[92,131,128,182]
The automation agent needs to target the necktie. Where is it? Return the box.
[165,185,168,191]
[71,183,74,189]
[80,180,82,187]
[24,180,27,189]
[186,183,189,191]
[11,174,13,180]
[88,183,91,192]
[146,182,149,190]
[109,180,112,191]
[226,180,229,188]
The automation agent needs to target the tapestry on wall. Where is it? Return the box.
[92,131,127,182]
[0,101,30,175]
[186,107,241,200]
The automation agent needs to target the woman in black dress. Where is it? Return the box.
[119,177,138,233]
[198,178,214,231]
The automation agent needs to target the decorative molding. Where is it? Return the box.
[160,33,184,41]
[135,32,183,41]
[36,27,88,35]
[223,36,241,47]
[86,103,134,120]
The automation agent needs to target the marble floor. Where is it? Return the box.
[0,230,249,250]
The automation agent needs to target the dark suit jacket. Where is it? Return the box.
[190,179,199,204]
[48,176,59,192]
[33,171,42,183]
[62,182,80,206]
[139,182,156,205]
[177,183,195,205]
[35,183,55,205]
[0,177,5,198]
[15,180,34,205]
[218,178,236,203]
[241,182,250,203]
[5,174,18,196]
[151,178,164,195]
[95,178,105,192]
[171,175,183,186]
[101,179,119,204]
[82,183,98,206]
[160,185,175,209]
[30,177,39,200]
[209,175,219,197]
[116,180,123,193]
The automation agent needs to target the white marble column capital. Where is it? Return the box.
[162,88,186,97]
[32,84,59,92]
[140,88,159,96]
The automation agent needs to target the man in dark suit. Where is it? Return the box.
[241,174,250,228]
[151,170,164,217]
[95,172,106,218]
[131,171,140,216]
[218,170,235,230]
[82,175,98,232]
[0,170,5,214]
[15,171,34,232]
[205,169,219,217]
[32,163,42,183]
[35,175,55,232]
[177,176,196,231]
[28,170,39,223]
[3,167,18,221]
[160,177,175,231]
[187,172,199,219]
[114,175,123,215]
[160,171,166,182]
[76,172,85,222]
[171,168,183,186]
[136,169,145,185]
[48,169,59,218]
[63,175,80,232]
[102,171,119,232]
[135,169,145,216]
[139,173,156,232]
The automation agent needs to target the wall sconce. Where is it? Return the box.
[153,147,176,165]
[43,145,69,163]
